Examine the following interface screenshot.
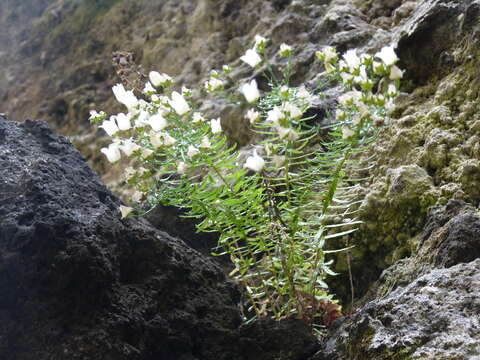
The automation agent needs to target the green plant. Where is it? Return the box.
[91,36,402,329]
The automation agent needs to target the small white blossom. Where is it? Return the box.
[187,145,200,158]
[273,155,286,168]
[142,148,154,158]
[149,71,172,87]
[116,113,132,131]
[222,65,232,74]
[316,46,338,63]
[112,84,138,109]
[254,34,268,50]
[244,150,265,172]
[342,125,355,140]
[89,110,105,121]
[279,43,292,57]
[373,61,385,75]
[101,143,121,163]
[343,49,361,70]
[177,161,188,175]
[267,107,285,125]
[119,138,140,156]
[282,102,303,119]
[241,79,260,103]
[205,77,224,92]
[246,109,260,124]
[143,82,156,94]
[99,117,119,136]
[134,110,150,128]
[296,86,313,104]
[389,65,404,80]
[162,133,177,147]
[148,114,168,131]
[340,72,354,84]
[119,205,133,219]
[192,112,205,123]
[387,83,398,97]
[125,167,136,181]
[241,48,262,68]
[376,45,398,66]
[182,86,192,97]
[336,109,346,121]
[169,91,190,115]
[210,118,222,134]
[279,86,290,98]
[338,90,362,106]
[277,126,299,141]
[200,136,212,149]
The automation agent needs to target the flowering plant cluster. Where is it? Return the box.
[90,36,401,328]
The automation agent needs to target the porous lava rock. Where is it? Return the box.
[0,116,316,360]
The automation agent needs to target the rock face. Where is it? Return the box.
[314,201,480,359]
[0,116,316,360]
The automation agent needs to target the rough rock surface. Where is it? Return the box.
[314,200,480,359]
[0,116,316,360]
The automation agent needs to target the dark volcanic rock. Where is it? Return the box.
[0,116,316,360]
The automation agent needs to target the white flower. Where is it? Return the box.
[89,110,105,121]
[254,34,268,50]
[244,150,265,172]
[200,136,212,149]
[99,117,119,136]
[343,49,361,70]
[240,79,260,103]
[169,91,190,115]
[119,205,133,219]
[177,161,188,175]
[222,65,232,74]
[316,46,338,63]
[279,86,290,98]
[340,72,354,84]
[338,90,362,106]
[246,109,260,124]
[143,81,156,94]
[205,78,224,92]
[134,110,150,128]
[119,138,140,156]
[142,148,154,158]
[149,71,172,87]
[210,118,222,134]
[387,83,398,97]
[112,84,138,109]
[267,107,285,125]
[296,86,313,104]
[273,155,286,168]
[389,65,404,80]
[282,102,303,119]
[241,48,262,68]
[150,131,176,148]
[148,114,168,131]
[373,61,385,75]
[116,113,132,130]
[341,125,355,140]
[187,145,200,158]
[277,126,299,141]
[192,112,205,123]
[279,43,292,57]
[182,86,192,96]
[376,45,398,66]
[336,109,346,121]
[101,143,121,163]
[163,133,177,147]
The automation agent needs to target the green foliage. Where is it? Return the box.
[91,38,402,328]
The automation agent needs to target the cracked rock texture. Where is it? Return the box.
[0,116,316,360]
